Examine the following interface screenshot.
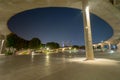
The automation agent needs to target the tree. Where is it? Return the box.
[80,45,85,50]
[46,42,60,49]
[29,38,41,49]
[6,33,29,50]
[40,44,45,48]
[72,45,80,49]
[15,38,29,50]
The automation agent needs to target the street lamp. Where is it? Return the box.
[82,0,94,60]
[0,39,5,54]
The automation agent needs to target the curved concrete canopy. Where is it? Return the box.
[0,0,120,42]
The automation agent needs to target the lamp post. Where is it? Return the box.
[82,0,94,60]
[0,39,5,54]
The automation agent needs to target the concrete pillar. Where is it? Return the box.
[0,39,5,54]
[108,42,111,50]
[100,43,104,51]
[0,40,1,54]
[105,41,111,50]
[82,0,94,60]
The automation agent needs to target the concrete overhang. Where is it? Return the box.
[0,0,120,43]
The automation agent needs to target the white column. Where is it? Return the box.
[108,42,111,50]
[0,40,5,54]
[82,0,94,60]
[105,41,111,50]
[0,40,1,54]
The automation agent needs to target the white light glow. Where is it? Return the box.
[86,6,89,12]
[31,53,34,62]
[46,47,49,50]
[67,58,119,66]
[45,54,50,66]
[46,54,49,59]
[85,6,89,16]
[108,50,115,54]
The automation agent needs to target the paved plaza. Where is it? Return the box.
[0,51,120,80]
[0,0,120,80]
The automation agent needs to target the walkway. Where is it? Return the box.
[0,52,120,80]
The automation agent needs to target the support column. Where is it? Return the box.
[108,42,111,50]
[100,43,104,51]
[0,40,1,54]
[105,41,111,50]
[0,39,5,54]
[82,0,94,60]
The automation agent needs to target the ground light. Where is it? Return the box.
[68,58,119,66]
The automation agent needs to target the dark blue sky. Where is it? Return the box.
[7,7,113,46]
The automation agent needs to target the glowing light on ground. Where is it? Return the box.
[67,58,120,66]
[45,54,50,66]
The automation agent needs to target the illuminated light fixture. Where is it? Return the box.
[85,6,89,16]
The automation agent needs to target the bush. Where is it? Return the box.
[5,51,13,55]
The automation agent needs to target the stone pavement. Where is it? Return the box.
[0,53,120,80]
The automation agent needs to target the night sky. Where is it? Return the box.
[7,7,113,46]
